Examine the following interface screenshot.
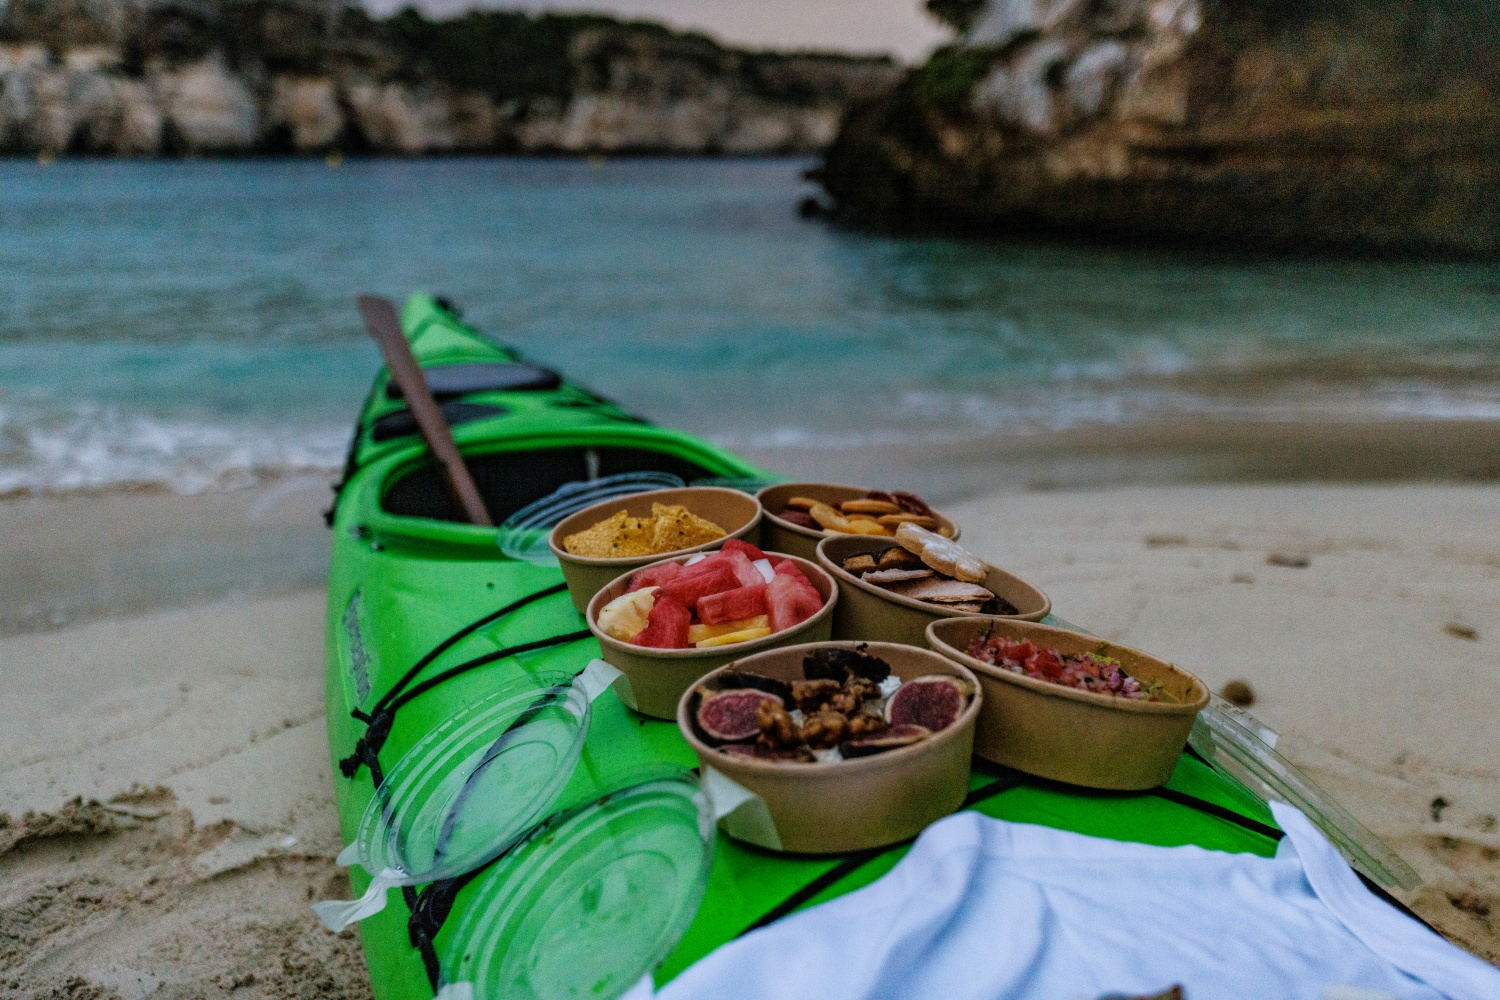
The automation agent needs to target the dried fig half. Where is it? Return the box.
[884,675,967,733]
[697,688,783,742]
[840,723,931,757]
[719,743,815,763]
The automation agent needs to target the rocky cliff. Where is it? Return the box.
[0,0,901,156]
[819,0,1500,254]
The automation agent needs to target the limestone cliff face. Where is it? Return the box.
[820,0,1500,254]
[0,0,900,156]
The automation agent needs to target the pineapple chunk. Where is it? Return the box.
[694,626,773,648]
[597,587,657,642]
[687,615,769,646]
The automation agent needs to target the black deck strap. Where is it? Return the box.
[354,582,570,723]
[409,869,483,991]
[339,582,576,779]
[339,628,592,779]
[1148,787,1284,843]
[740,773,1027,936]
[387,630,594,716]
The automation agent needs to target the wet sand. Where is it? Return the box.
[1,482,1496,996]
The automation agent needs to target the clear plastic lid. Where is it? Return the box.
[352,666,609,886]
[439,770,714,1000]
[497,472,686,564]
[1189,695,1421,891]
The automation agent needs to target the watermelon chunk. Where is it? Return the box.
[773,561,820,597]
[720,538,768,562]
[657,561,740,609]
[628,561,685,592]
[766,568,824,633]
[631,595,692,649]
[697,583,768,625]
[719,549,766,589]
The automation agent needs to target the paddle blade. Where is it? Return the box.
[357,295,494,527]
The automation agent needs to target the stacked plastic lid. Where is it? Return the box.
[352,665,613,887]
[497,472,686,564]
[437,769,715,1000]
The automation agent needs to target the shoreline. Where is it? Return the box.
[4,417,1498,638]
[746,416,1500,499]
[2,481,1495,997]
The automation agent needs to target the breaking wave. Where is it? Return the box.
[0,402,350,497]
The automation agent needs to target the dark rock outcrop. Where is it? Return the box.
[0,0,901,156]
[820,0,1500,254]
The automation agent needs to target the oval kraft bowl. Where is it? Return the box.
[925,617,1209,791]
[678,641,980,855]
[755,482,959,562]
[587,553,837,720]
[549,486,763,613]
[816,533,1050,647]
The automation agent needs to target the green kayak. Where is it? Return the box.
[322,294,1405,1000]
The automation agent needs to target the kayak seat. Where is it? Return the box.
[384,362,562,400]
[369,402,508,443]
[380,445,718,524]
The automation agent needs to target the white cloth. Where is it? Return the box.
[656,804,1500,1000]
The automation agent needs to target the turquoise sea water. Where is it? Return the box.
[3,156,1499,497]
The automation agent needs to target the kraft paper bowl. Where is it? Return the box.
[925,617,1208,791]
[755,482,959,562]
[678,641,980,854]
[586,553,836,720]
[550,486,762,613]
[816,533,1050,647]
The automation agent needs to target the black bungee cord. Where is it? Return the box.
[339,581,590,786]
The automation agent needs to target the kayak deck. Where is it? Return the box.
[325,296,1288,1000]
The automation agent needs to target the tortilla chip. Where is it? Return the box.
[563,510,657,558]
[650,502,726,553]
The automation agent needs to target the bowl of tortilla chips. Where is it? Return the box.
[549,487,764,612]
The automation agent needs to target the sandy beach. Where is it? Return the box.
[2,482,1497,997]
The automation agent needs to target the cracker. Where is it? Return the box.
[650,502,726,552]
[885,578,995,603]
[862,568,933,584]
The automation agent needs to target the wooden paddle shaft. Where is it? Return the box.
[356,295,494,527]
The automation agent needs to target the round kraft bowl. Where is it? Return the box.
[587,553,837,720]
[755,482,959,563]
[678,641,980,855]
[817,533,1050,648]
[550,487,763,613]
[925,617,1209,791]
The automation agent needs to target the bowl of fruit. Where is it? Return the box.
[816,527,1050,647]
[549,486,763,612]
[925,616,1208,790]
[587,540,837,719]
[678,641,980,854]
[755,483,959,562]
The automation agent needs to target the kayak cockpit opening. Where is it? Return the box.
[380,445,719,524]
